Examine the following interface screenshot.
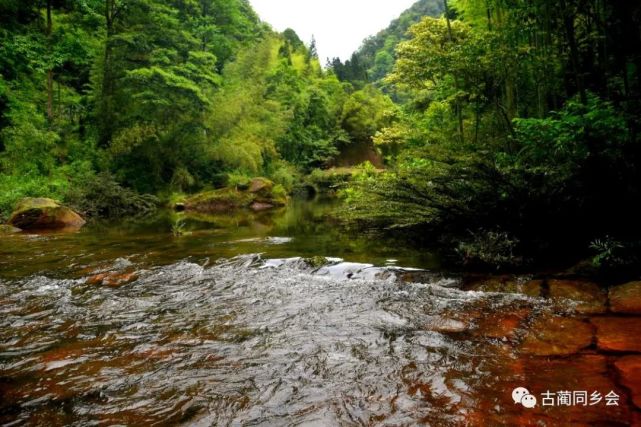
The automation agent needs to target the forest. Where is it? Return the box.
[1,0,641,270]
[3,2,641,425]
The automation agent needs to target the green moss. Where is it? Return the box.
[184,178,289,213]
[306,168,356,194]
[227,172,252,190]
[185,188,255,212]
[13,198,60,212]
[304,256,329,269]
[270,184,288,205]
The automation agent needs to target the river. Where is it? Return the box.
[0,199,638,425]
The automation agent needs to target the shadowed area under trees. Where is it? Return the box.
[332,0,641,270]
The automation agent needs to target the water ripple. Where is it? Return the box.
[0,256,568,425]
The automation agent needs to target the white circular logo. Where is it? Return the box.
[512,387,537,408]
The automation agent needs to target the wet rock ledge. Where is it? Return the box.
[460,276,641,415]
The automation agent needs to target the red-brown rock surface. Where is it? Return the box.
[591,317,641,353]
[609,281,641,314]
[613,356,641,410]
[548,279,607,314]
[467,355,632,426]
[520,316,594,356]
[86,271,138,287]
[476,308,531,340]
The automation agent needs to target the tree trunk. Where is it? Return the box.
[485,0,492,31]
[474,103,480,145]
[99,0,116,147]
[443,0,465,145]
[46,0,54,121]
[560,0,587,103]
[47,70,54,120]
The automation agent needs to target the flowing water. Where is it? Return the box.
[0,200,638,426]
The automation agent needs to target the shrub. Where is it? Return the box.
[457,230,523,270]
[226,171,252,190]
[272,184,288,200]
[65,172,159,218]
[307,167,354,193]
[269,162,299,192]
[170,167,196,192]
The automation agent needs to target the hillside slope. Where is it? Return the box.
[329,0,444,86]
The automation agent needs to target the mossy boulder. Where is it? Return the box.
[248,177,273,195]
[184,178,287,213]
[8,198,86,230]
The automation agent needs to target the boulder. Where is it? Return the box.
[548,279,607,314]
[184,188,253,212]
[248,177,273,195]
[613,356,641,410]
[8,198,85,231]
[304,256,330,269]
[184,179,286,214]
[86,271,138,287]
[609,281,641,314]
[591,317,641,353]
[520,316,594,356]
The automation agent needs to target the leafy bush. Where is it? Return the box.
[272,184,288,200]
[226,171,252,190]
[590,237,624,268]
[65,172,159,219]
[307,168,354,193]
[511,94,628,186]
[269,162,300,192]
[170,167,196,193]
[457,230,522,269]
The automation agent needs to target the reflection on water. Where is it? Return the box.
[0,198,438,280]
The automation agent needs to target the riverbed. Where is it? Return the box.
[0,200,639,425]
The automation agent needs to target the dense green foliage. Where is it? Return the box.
[345,0,641,267]
[3,0,641,270]
[0,0,392,220]
[329,0,443,87]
